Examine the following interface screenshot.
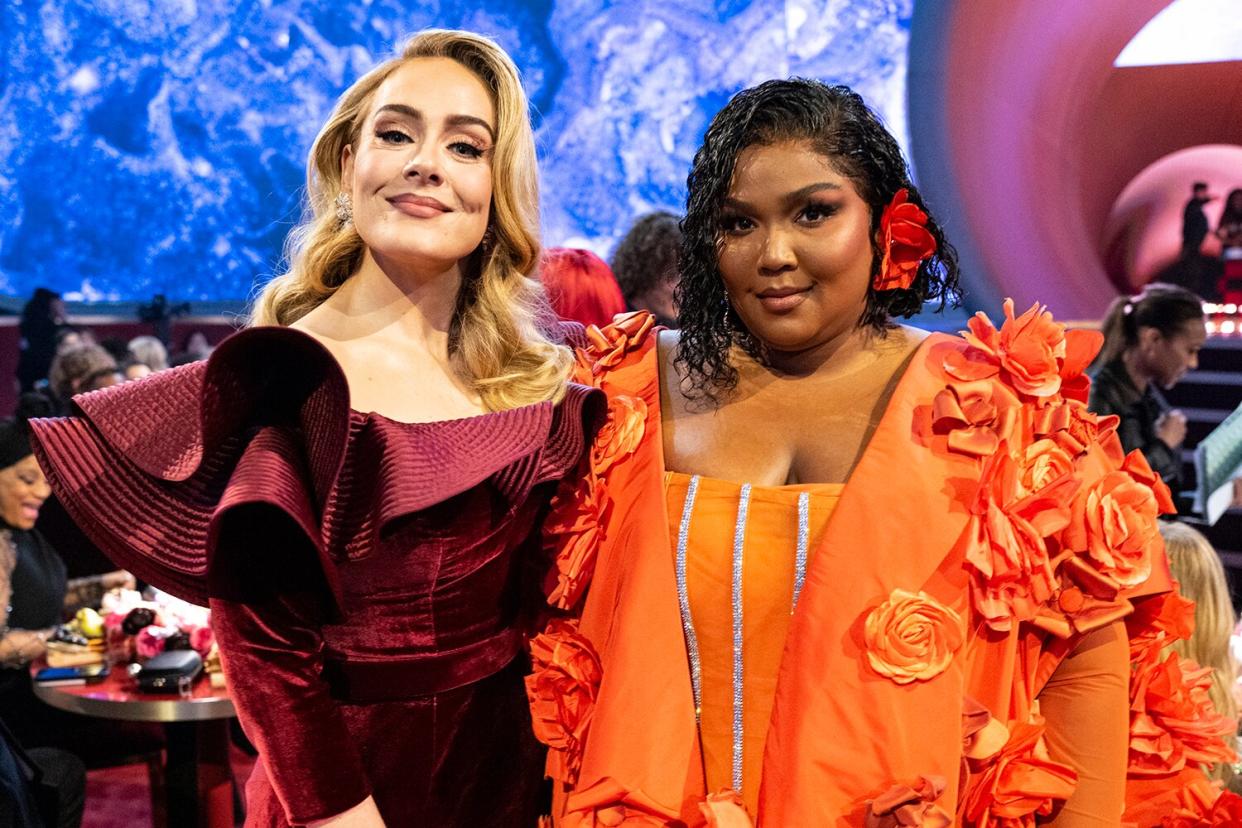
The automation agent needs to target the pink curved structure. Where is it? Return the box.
[908,2,1242,318]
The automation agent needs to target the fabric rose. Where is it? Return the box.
[1057,328,1103,404]
[959,447,1074,630]
[930,379,1020,458]
[1119,448,1178,516]
[580,311,656,379]
[1126,591,1196,654]
[863,589,965,685]
[699,790,754,827]
[1063,451,1163,587]
[590,395,647,476]
[865,776,951,828]
[544,475,610,610]
[962,698,1009,761]
[952,299,1068,398]
[873,188,937,292]
[960,718,1077,827]
[1159,782,1242,827]
[526,619,603,784]
[1017,439,1076,495]
[1128,649,1237,776]
[1030,400,1116,460]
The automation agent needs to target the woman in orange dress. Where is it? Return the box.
[523,80,1238,826]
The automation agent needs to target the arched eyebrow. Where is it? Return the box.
[373,104,495,142]
[723,182,843,211]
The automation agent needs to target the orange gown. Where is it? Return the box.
[524,308,1238,827]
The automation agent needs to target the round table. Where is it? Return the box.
[33,665,237,828]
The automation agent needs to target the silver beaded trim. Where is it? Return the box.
[792,491,810,611]
[730,483,752,793]
[675,474,704,721]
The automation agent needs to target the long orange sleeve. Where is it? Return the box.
[1039,620,1130,826]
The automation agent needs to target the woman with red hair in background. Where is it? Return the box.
[539,247,627,328]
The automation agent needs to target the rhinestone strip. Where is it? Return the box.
[675,474,704,721]
[730,483,752,793]
[792,491,810,611]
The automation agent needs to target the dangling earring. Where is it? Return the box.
[335,192,353,227]
[480,225,495,253]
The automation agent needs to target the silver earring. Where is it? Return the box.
[335,192,353,226]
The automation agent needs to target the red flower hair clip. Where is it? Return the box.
[874,188,937,292]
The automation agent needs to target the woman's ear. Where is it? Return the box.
[340,144,355,194]
[1137,325,1162,351]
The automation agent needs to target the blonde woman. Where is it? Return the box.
[30,30,599,828]
[1160,521,1240,782]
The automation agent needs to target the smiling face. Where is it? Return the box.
[716,140,875,355]
[0,455,50,530]
[341,57,496,276]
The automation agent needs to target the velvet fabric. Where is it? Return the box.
[29,325,604,826]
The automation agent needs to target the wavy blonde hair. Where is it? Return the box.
[251,29,570,409]
[1160,520,1240,782]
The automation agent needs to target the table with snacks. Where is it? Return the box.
[33,588,237,828]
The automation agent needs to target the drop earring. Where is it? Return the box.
[335,192,353,226]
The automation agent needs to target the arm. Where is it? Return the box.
[0,542,53,667]
[0,628,53,667]
[1092,390,1182,490]
[63,570,136,615]
[208,516,373,826]
[1038,621,1129,826]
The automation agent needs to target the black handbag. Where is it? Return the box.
[135,649,203,693]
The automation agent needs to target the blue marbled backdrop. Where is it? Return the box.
[0,0,911,302]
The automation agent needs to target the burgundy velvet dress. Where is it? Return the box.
[28,326,602,826]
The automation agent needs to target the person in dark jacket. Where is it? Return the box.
[1088,283,1206,510]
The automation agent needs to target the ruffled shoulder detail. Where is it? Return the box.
[31,326,351,609]
[536,382,607,486]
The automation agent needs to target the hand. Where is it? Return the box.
[1156,409,1187,448]
[306,797,386,828]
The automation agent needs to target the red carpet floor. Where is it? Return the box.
[83,746,256,828]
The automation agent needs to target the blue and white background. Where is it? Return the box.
[0,0,912,303]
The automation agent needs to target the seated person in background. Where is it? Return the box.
[610,210,681,326]
[1088,283,1205,511]
[126,335,169,373]
[0,396,151,762]
[0,718,85,828]
[120,358,151,381]
[1158,521,1240,787]
[47,345,123,414]
[538,247,627,327]
[51,328,93,358]
[178,329,214,362]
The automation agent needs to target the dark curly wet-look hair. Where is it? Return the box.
[675,79,961,403]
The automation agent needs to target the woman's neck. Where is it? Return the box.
[306,250,464,350]
[1121,349,1151,393]
[748,323,884,381]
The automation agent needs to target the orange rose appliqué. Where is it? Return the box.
[863,588,965,685]
[960,717,1077,827]
[591,395,647,476]
[581,311,656,379]
[544,475,611,611]
[865,775,951,828]
[525,619,603,784]
[1063,455,1162,588]
[955,299,1068,399]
